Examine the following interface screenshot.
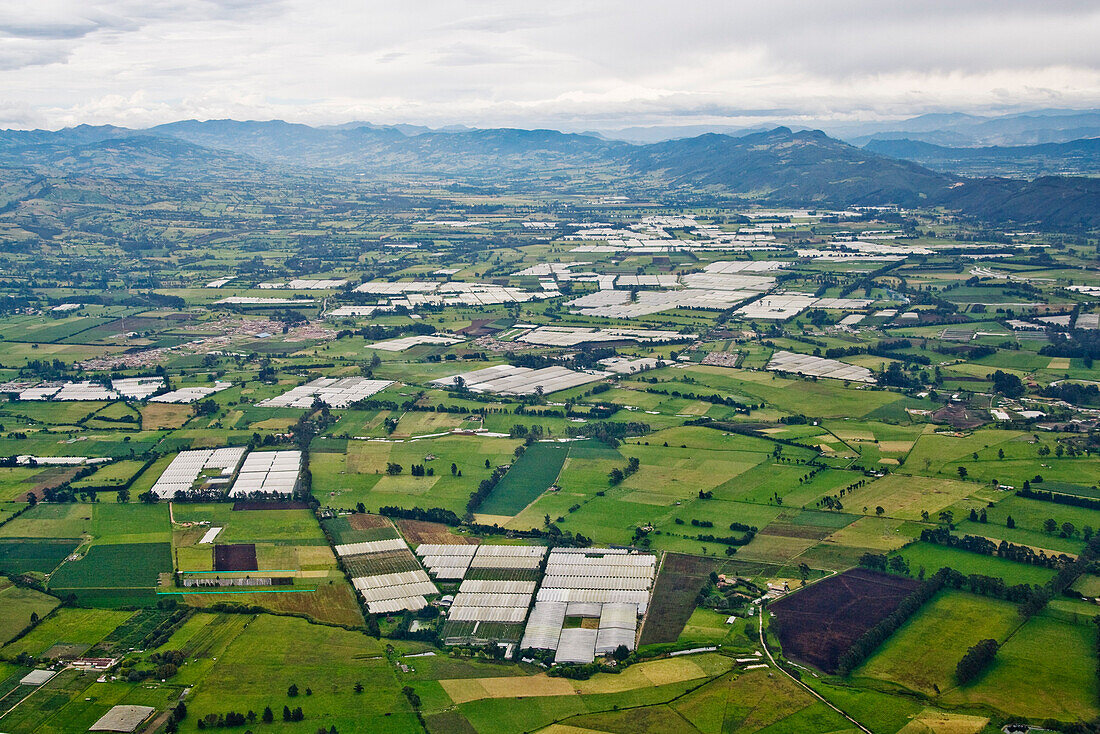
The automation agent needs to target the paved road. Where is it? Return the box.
[757,607,873,734]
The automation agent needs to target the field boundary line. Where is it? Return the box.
[636,551,664,643]
[757,606,872,734]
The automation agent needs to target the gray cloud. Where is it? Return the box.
[0,0,1098,130]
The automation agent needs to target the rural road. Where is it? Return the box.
[757,607,873,734]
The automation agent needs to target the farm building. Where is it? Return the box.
[521,548,656,663]
[259,376,393,408]
[429,364,610,396]
[151,447,247,499]
[228,450,301,497]
[342,537,438,614]
[88,705,156,733]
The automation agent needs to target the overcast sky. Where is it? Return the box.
[2,0,1099,131]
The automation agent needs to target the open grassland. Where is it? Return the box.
[0,583,60,645]
[1,607,133,659]
[841,474,977,520]
[178,614,421,733]
[311,434,521,514]
[0,537,81,575]
[557,666,857,734]
[890,542,1058,586]
[855,590,1023,695]
[942,613,1099,721]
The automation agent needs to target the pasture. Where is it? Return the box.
[0,582,60,645]
[856,590,1022,694]
[478,440,569,516]
[890,542,1058,586]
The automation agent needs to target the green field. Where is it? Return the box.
[943,613,1100,720]
[890,542,1058,586]
[0,583,60,645]
[49,542,171,591]
[0,538,81,575]
[1,607,134,659]
[857,590,1023,694]
[479,440,570,516]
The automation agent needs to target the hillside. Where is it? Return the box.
[0,120,1097,226]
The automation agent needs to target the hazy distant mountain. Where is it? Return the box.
[0,118,1097,227]
[146,120,621,174]
[845,109,1100,147]
[0,132,261,178]
[590,124,775,144]
[864,137,1100,177]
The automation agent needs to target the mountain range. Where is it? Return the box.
[0,120,1097,228]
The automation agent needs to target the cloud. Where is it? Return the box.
[1,0,1099,130]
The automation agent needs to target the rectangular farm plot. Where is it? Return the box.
[768,568,920,673]
[890,543,1057,586]
[213,544,258,572]
[0,538,82,575]
[440,545,548,643]
[944,613,1099,721]
[478,441,569,516]
[49,542,172,592]
[857,590,1022,695]
[322,514,400,545]
[841,474,978,520]
[337,536,437,614]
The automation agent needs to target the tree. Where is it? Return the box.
[116,487,130,503]
[956,639,999,684]
[957,466,968,479]
[876,506,885,516]
[451,463,457,476]
[262,707,274,724]
[1006,515,1016,529]
[26,491,36,506]
[283,705,292,722]
[1043,518,1058,533]
[354,681,364,694]
[386,463,403,475]
[288,683,299,697]
[997,448,1005,460]
[989,371,1024,398]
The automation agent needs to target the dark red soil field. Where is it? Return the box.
[768,567,919,673]
[396,519,477,546]
[213,543,258,571]
[232,500,310,511]
[349,513,391,531]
